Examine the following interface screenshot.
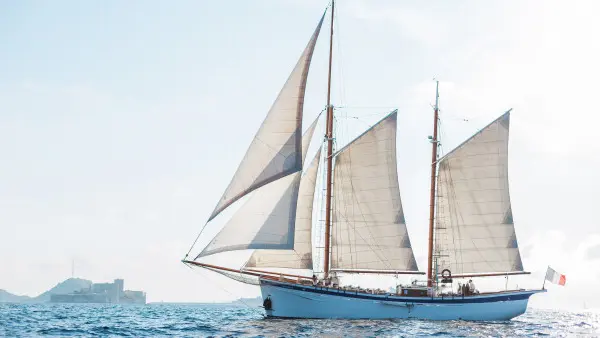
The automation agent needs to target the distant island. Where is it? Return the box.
[2,278,262,306]
[0,278,91,303]
[0,289,34,303]
[0,278,145,304]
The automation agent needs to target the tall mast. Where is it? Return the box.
[323,0,335,277]
[426,81,440,288]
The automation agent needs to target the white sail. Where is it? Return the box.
[198,172,301,258]
[331,111,419,272]
[434,111,524,275]
[208,15,325,222]
[246,148,321,269]
[301,116,319,163]
[198,118,321,260]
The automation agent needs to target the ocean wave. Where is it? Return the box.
[0,303,598,337]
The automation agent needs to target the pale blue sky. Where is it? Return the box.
[1,0,599,309]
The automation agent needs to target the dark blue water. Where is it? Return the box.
[0,303,598,337]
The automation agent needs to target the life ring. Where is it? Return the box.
[441,269,452,278]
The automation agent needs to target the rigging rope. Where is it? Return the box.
[184,262,262,316]
[184,222,209,260]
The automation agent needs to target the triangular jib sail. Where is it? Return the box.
[208,14,326,222]
[434,110,524,275]
[331,111,419,272]
[198,172,301,258]
[197,117,322,259]
[246,148,321,269]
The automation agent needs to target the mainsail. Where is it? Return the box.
[434,110,524,275]
[207,15,325,222]
[246,148,321,269]
[331,111,419,272]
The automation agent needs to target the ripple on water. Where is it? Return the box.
[1,304,599,337]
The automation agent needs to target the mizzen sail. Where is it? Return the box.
[246,148,321,269]
[331,111,419,272]
[434,110,524,275]
[208,15,325,222]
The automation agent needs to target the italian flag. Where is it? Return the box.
[545,267,566,286]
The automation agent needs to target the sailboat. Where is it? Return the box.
[183,2,547,320]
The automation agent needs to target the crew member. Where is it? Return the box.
[468,279,477,293]
[330,272,339,288]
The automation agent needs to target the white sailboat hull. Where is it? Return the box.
[260,279,545,321]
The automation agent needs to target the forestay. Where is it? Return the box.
[208,15,325,222]
[331,111,419,272]
[434,111,524,275]
[246,148,321,269]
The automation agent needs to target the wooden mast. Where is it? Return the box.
[426,81,440,288]
[323,0,335,277]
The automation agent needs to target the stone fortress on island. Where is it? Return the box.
[50,278,146,304]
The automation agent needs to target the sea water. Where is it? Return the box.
[1,303,598,337]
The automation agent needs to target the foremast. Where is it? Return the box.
[426,81,440,288]
[323,0,335,277]
[185,2,423,282]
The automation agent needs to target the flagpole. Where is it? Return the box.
[542,278,546,290]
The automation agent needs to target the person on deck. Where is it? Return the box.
[331,272,339,288]
[312,274,318,286]
[468,279,478,294]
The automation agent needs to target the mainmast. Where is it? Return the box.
[426,81,440,287]
[323,0,335,277]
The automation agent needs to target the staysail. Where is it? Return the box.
[207,14,325,222]
[434,110,524,275]
[331,111,419,272]
[198,172,301,257]
[197,117,321,259]
[246,148,321,269]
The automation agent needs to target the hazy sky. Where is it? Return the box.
[1,0,599,309]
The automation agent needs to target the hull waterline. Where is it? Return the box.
[260,279,545,321]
